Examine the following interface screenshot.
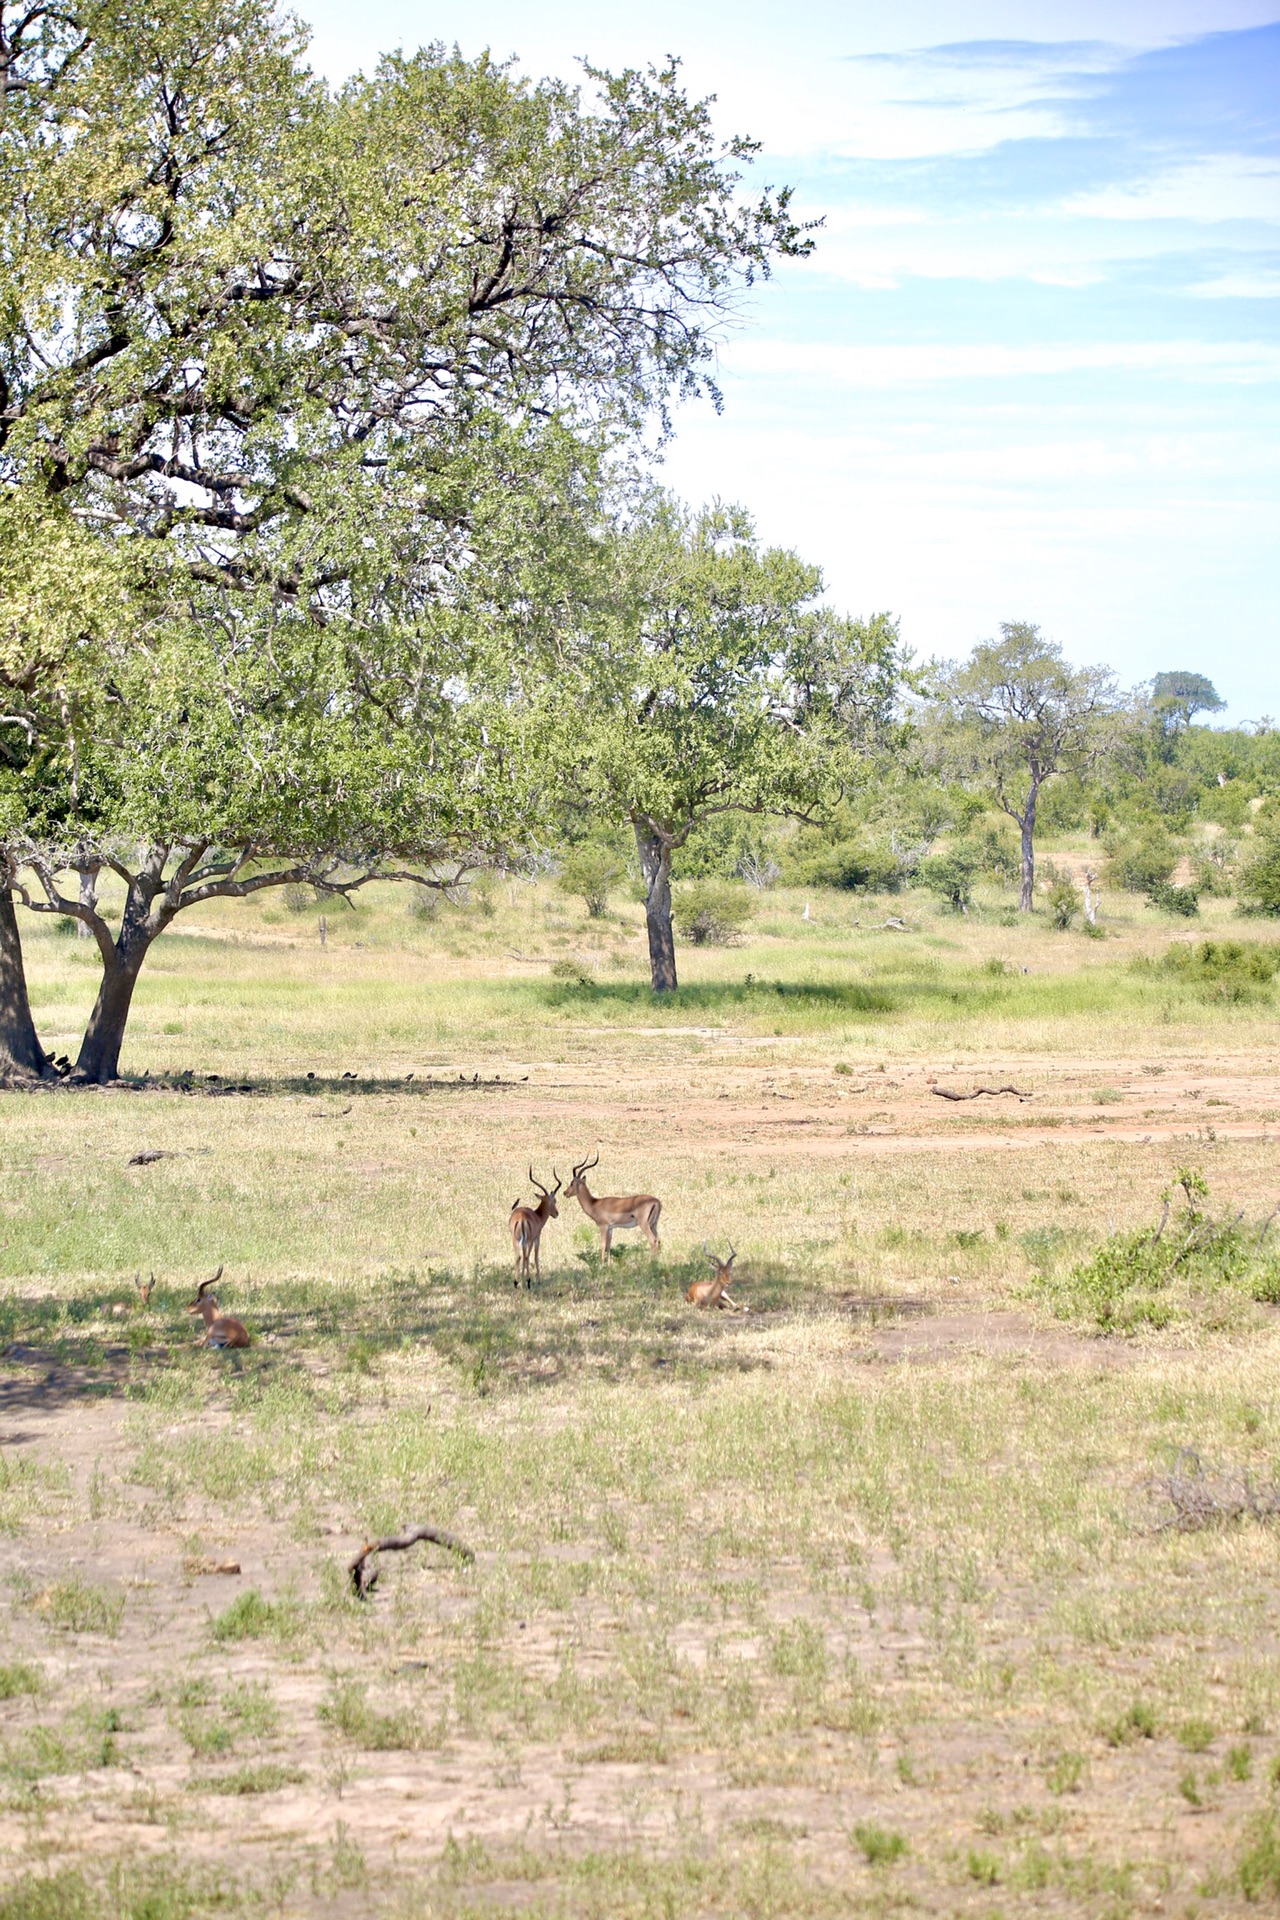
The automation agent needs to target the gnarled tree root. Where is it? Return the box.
[348,1524,475,1599]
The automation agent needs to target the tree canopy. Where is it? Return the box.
[0,0,813,1077]
[560,499,904,989]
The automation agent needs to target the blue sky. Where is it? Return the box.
[298,1,1280,718]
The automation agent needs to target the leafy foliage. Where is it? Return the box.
[1145,879,1200,917]
[558,844,628,917]
[1160,939,1279,1002]
[1039,1172,1280,1332]
[1239,834,1280,916]
[673,878,754,944]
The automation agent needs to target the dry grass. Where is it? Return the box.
[2,871,1280,1914]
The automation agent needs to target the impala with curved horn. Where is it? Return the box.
[509,1168,561,1287]
[687,1245,744,1311]
[186,1267,251,1349]
[564,1150,661,1258]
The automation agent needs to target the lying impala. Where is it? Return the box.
[687,1245,744,1311]
[186,1268,251,1349]
[564,1151,661,1258]
[510,1168,560,1287]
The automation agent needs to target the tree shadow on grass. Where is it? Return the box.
[1,1255,828,1403]
[542,978,895,1018]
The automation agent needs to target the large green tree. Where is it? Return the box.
[563,499,903,991]
[929,624,1124,911]
[0,0,812,1079]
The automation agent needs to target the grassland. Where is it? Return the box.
[2,865,1280,1917]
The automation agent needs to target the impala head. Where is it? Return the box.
[529,1166,561,1217]
[565,1149,599,1199]
[704,1243,736,1276]
[186,1265,224,1314]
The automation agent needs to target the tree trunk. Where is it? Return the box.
[77,865,98,940]
[0,888,49,1079]
[634,820,677,993]
[1019,789,1038,912]
[75,948,148,1084]
[74,862,169,1084]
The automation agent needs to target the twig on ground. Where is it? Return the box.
[1149,1448,1280,1532]
[127,1149,174,1165]
[931,1084,1033,1102]
[309,1106,353,1119]
[348,1524,476,1599]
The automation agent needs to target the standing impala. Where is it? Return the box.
[509,1168,560,1287]
[564,1151,661,1258]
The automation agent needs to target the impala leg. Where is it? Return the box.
[601,1226,612,1258]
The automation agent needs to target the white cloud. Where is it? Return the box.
[1064,157,1280,224]
[1191,272,1280,298]
[724,338,1280,386]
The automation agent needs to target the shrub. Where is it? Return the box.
[1043,1170,1279,1331]
[1161,939,1278,1003]
[916,846,979,912]
[406,884,439,921]
[1239,833,1280,916]
[785,839,906,893]
[1041,863,1080,930]
[966,822,1021,882]
[282,882,314,912]
[1106,829,1177,894]
[673,878,754,945]
[557,844,627,917]
[1193,839,1237,895]
[1146,878,1199,917]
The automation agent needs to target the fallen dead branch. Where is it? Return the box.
[127,1148,174,1165]
[349,1524,476,1599]
[1149,1448,1280,1532]
[932,1084,1033,1102]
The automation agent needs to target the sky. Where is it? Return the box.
[297,1,1280,719]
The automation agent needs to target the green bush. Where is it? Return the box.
[1192,838,1236,894]
[1106,829,1177,894]
[916,847,979,912]
[784,839,905,893]
[1146,878,1199,917]
[1239,833,1280,916]
[1041,863,1080,930]
[673,878,754,945]
[557,844,627,917]
[1161,940,1278,1003]
[1041,1170,1280,1331]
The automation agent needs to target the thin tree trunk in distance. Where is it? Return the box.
[634,820,677,992]
[0,889,49,1078]
[1019,788,1038,912]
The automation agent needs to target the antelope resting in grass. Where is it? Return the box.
[687,1246,745,1311]
[510,1168,560,1287]
[565,1151,661,1258]
[186,1267,251,1349]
